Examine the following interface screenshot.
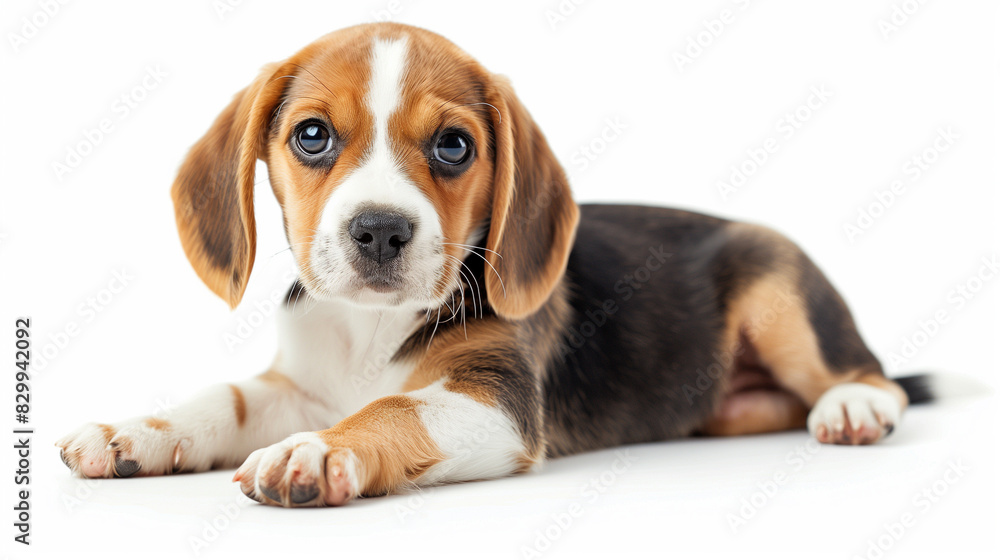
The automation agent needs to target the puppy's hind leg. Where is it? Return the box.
[707,223,908,445]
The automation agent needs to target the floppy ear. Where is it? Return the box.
[170,61,291,308]
[484,76,580,320]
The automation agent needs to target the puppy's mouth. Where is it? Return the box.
[352,269,406,294]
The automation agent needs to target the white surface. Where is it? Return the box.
[1,0,997,558]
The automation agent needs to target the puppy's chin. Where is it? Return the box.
[299,276,439,311]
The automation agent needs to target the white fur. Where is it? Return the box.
[273,294,421,418]
[57,374,334,477]
[409,381,528,485]
[807,383,902,436]
[310,36,446,309]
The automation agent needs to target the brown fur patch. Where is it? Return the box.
[144,418,171,431]
[97,423,116,443]
[513,454,538,474]
[317,395,444,497]
[402,318,522,406]
[229,384,247,427]
[258,370,298,391]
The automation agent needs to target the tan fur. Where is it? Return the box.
[514,454,538,474]
[144,418,170,431]
[317,395,445,496]
[97,423,116,442]
[258,370,298,391]
[229,384,247,427]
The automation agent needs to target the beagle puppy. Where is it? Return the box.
[57,23,931,507]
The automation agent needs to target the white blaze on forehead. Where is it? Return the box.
[367,37,408,162]
[317,35,428,235]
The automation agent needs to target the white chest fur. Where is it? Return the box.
[272,294,422,423]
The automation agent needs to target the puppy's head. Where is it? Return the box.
[172,23,578,319]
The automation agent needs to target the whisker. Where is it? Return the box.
[444,245,506,300]
[427,308,442,350]
[442,242,503,260]
[446,254,483,319]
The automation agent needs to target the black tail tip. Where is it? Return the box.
[894,374,935,405]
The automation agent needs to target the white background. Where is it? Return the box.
[1,0,998,558]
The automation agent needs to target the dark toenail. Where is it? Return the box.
[243,488,261,503]
[60,450,71,468]
[114,458,140,478]
[260,485,282,503]
[290,483,319,504]
[885,424,895,435]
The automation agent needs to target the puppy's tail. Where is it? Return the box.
[892,373,992,405]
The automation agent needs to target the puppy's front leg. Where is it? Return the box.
[57,371,331,478]
[235,374,540,507]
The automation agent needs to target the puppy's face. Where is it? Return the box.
[267,31,494,308]
[172,23,579,319]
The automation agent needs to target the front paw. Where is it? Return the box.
[56,419,186,478]
[234,433,358,508]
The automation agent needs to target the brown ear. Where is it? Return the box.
[170,62,290,308]
[484,76,580,320]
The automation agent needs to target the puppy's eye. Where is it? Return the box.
[433,132,470,165]
[296,123,332,155]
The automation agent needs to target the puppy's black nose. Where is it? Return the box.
[348,211,413,263]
